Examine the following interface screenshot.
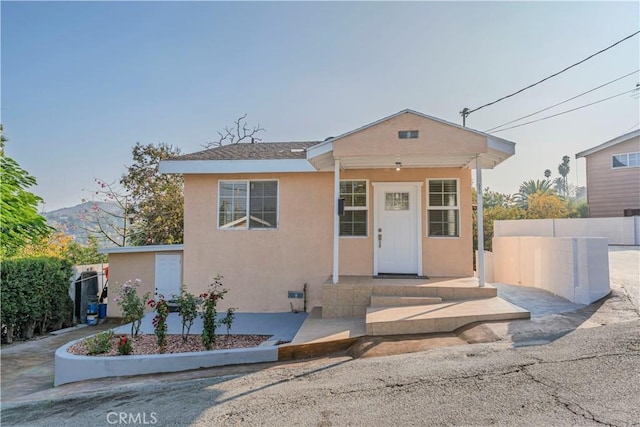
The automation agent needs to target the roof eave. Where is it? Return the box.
[576,129,640,159]
[99,244,184,254]
[159,159,316,174]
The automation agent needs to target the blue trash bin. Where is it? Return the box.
[87,302,98,315]
[98,303,107,319]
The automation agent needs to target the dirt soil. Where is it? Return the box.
[68,334,271,356]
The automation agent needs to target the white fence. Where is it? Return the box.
[494,217,640,245]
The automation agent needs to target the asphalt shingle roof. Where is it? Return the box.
[172,141,320,161]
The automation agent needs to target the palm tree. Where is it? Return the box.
[544,169,551,179]
[514,179,555,208]
[557,155,570,197]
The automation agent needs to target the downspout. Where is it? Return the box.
[476,156,485,288]
[332,159,340,284]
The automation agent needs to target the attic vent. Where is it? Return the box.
[399,130,419,139]
[290,148,305,153]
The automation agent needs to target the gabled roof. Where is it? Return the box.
[172,141,319,161]
[307,109,516,170]
[576,129,640,159]
[160,109,517,174]
[307,109,515,153]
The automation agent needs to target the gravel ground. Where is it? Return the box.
[68,334,271,356]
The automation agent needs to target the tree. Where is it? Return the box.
[526,192,569,219]
[67,237,108,264]
[120,143,184,245]
[202,114,265,149]
[0,127,52,257]
[556,155,571,197]
[472,188,524,252]
[13,232,73,259]
[544,169,551,178]
[481,189,515,209]
[11,232,107,264]
[80,179,132,247]
[514,179,555,208]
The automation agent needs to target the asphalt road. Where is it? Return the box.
[2,247,638,427]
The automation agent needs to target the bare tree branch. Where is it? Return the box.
[203,114,265,148]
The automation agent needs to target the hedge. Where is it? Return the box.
[1,257,74,343]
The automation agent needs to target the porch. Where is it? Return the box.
[297,276,530,340]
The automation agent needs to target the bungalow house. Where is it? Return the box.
[576,129,640,218]
[145,109,515,315]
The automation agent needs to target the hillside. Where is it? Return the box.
[44,201,124,245]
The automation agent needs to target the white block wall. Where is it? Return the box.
[492,236,610,305]
[494,217,640,245]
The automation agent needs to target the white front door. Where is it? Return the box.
[154,254,182,300]
[374,183,422,275]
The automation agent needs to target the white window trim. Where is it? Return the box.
[217,179,280,231]
[340,179,369,238]
[611,152,640,169]
[426,178,461,239]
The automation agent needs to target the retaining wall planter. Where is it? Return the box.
[54,337,278,386]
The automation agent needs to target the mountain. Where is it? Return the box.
[43,201,124,245]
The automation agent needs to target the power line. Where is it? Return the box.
[490,88,638,133]
[461,30,640,119]
[485,70,640,132]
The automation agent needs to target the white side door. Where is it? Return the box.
[374,183,422,275]
[154,254,182,300]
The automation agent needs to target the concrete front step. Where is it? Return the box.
[366,297,530,336]
[371,284,497,300]
[370,296,443,307]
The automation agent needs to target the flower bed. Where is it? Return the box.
[68,333,271,356]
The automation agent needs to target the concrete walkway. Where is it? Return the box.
[1,321,116,402]
[494,283,586,317]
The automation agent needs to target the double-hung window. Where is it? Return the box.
[340,180,368,237]
[218,180,278,229]
[612,152,640,168]
[427,179,459,237]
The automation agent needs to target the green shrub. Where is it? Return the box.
[200,275,228,350]
[1,257,73,343]
[175,290,198,341]
[116,279,149,337]
[85,330,114,355]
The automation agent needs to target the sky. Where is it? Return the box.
[2,1,639,211]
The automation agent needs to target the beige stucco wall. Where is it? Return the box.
[339,168,473,277]
[183,167,473,313]
[585,136,640,217]
[333,112,487,158]
[106,251,183,318]
[183,173,334,313]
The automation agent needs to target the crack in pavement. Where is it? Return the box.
[520,362,622,427]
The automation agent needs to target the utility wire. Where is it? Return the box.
[490,88,638,133]
[463,30,640,117]
[485,70,640,132]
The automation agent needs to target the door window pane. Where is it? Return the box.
[385,192,409,210]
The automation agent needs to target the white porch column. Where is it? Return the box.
[476,156,485,288]
[332,159,340,284]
